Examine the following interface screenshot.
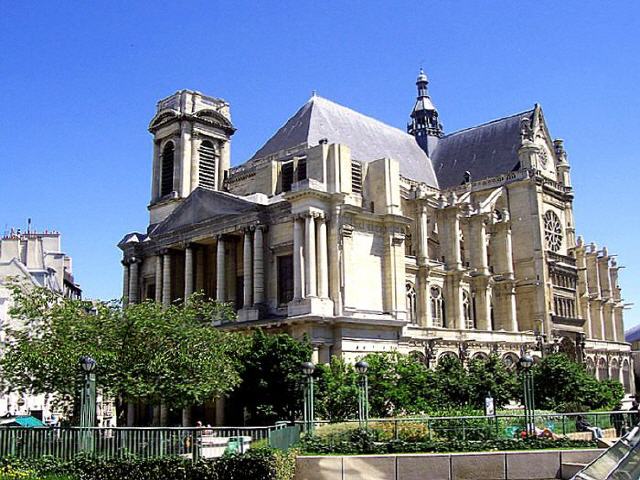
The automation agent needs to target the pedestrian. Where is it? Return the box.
[576,415,604,439]
[610,405,625,437]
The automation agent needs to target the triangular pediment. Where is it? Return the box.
[153,188,261,236]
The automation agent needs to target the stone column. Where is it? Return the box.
[417,202,429,265]
[305,214,317,297]
[293,216,304,300]
[122,260,129,304]
[253,226,265,304]
[605,303,616,342]
[503,286,518,332]
[243,229,253,308]
[469,215,489,275]
[162,251,172,307]
[154,255,163,303]
[473,278,491,331]
[216,236,226,302]
[151,140,160,201]
[184,244,194,300]
[317,215,329,298]
[195,247,205,292]
[494,214,514,278]
[128,258,139,304]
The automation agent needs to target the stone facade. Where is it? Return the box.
[120,77,633,397]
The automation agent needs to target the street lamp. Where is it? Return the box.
[519,354,535,436]
[301,361,315,435]
[79,356,97,428]
[355,360,369,429]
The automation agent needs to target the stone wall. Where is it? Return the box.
[295,449,603,480]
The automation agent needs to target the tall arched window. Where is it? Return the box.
[586,358,596,377]
[198,140,218,190]
[622,360,631,393]
[611,359,620,384]
[406,283,417,324]
[463,291,475,329]
[597,358,608,381]
[161,142,175,196]
[431,286,445,328]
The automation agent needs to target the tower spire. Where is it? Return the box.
[408,68,443,156]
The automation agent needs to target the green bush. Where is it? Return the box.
[300,430,598,455]
[0,448,297,480]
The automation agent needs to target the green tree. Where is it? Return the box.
[528,354,624,412]
[1,284,242,424]
[227,330,313,425]
[363,352,438,416]
[467,354,519,409]
[433,355,471,408]
[315,357,359,421]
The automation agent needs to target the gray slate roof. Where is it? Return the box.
[249,95,439,188]
[431,110,534,188]
[625,324,640,343]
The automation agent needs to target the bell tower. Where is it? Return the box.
[147,90,236,225]
[408,69,443,156]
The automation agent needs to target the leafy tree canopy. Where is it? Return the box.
[1,284,243,421]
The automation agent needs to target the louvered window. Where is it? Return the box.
[351,160,363,194]
[198,140,217,190]
[161,142,175,197]
[281,162,294,192]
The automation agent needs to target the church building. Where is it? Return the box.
[119,71,633,394]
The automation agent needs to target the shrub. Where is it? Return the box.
[299,432,598,455]
[0,448,297,480]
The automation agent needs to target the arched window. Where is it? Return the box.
[198,140,218,190]
[586,358,596,377]
[502,353,518,371]
[406,282,417,324]
[611,359,620,383]
[463,291,475,329]
[622,360,631,393]
[430,286,446,328]
[161,142,175,196]
[472,352,489,362]
[597,357,608,381]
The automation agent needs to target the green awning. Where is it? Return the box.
[13,416,46,427]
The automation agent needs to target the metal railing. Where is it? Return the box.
[0,424,288,460]
[308,411,638,442]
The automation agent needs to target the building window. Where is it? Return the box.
[277,255,294,305]
[597,358,608,380]
[351,160,363,194]
[611,359,620,383]
[586,358,596,377]
[406,283,417,324]
[198,140,218,190]
[502,353,518,371]
[543,210,563,252]
[463,291,475,329]
[296,158,307,182]
[430,286,445,328]
[161,142,175,196]
[281,162,294,192]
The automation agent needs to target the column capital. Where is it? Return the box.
[158,248,170,255]
[254,223,269,233]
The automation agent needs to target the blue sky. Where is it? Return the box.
[1,1,639,328]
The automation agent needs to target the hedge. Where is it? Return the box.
[0,448,297,480]
[300,428,598,455]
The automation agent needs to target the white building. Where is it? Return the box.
[0,229,81,422]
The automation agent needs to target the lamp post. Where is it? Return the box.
[519,354,535,436]
[301,361,315,435]
[79,356,97,453]
[355,360,369,429]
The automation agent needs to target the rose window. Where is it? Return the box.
[543,210,563,252]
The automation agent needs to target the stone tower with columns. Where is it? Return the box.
[119,73,633,424]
